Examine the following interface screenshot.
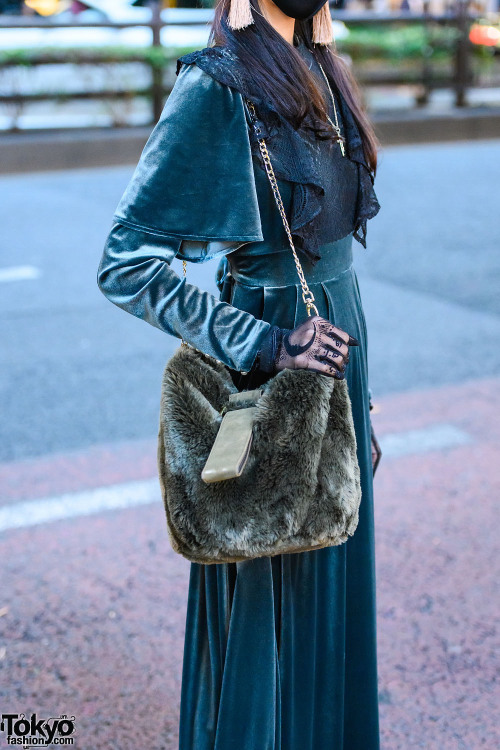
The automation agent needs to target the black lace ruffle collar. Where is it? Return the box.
[176,44,380,264]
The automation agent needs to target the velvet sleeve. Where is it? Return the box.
[97,222,272,372]
[96,60,274,373]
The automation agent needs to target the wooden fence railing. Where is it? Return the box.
[0,2,488,129]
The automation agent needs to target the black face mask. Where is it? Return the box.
[270,0,326,21]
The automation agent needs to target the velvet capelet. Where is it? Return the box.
[113,44,380,265]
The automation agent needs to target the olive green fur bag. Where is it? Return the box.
[157,345,361,564]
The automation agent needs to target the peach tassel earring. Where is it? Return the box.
[312,2,334,45]
[227,0,254,30]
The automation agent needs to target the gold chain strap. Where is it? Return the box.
[181,99,319,318]
[245,99,319,317]
[180,258,188,346]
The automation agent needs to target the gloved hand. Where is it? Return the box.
[256,315,359,380]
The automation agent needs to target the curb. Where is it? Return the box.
[0,126,151,175]
[372,107,500,146]
[1,108,499,174]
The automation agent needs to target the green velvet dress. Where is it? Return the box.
[97,39,380,749]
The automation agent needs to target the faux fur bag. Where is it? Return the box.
[157,345,361,564]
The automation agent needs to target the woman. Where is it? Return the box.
[97,0,382,746]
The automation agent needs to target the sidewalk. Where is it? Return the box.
[0,375,498,749]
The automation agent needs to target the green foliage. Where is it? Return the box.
[0,45,198,68]
[337,23,461,64]
[0,24,490,73]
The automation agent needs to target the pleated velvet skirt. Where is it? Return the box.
[178,233,379,750]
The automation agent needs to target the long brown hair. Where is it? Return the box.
[209,0,378,174]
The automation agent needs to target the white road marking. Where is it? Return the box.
[379,423,472,459]
[0,265,41,282]
[0,423,473,534]
[0,478,160,534]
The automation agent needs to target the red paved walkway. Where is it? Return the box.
[0,377,498,749]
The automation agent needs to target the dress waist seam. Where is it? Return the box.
[230,263,354,289]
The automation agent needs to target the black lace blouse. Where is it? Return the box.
[177,38,380,266]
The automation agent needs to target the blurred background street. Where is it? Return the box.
[1,1,499,749]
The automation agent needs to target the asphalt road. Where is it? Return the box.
[1,139,499,463]
[0,140,499,750]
